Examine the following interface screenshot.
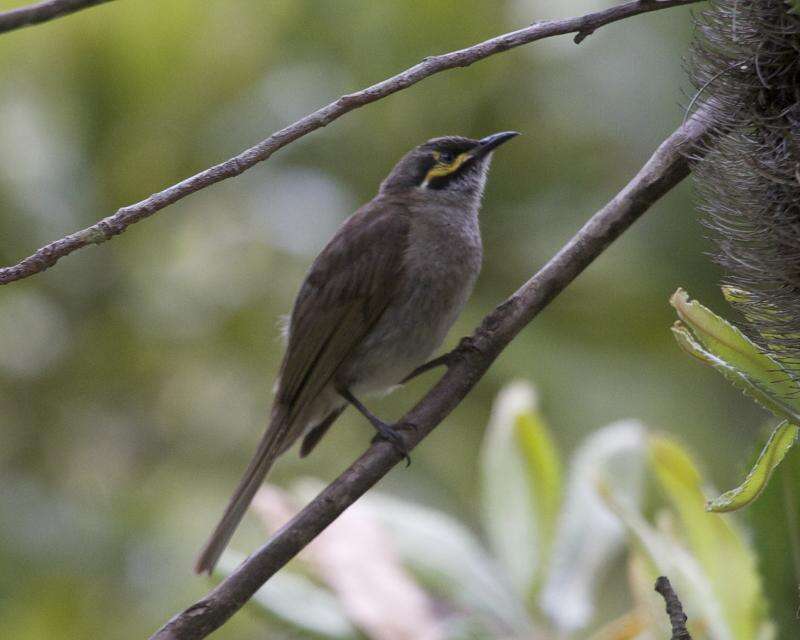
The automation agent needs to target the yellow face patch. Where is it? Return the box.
[421,151,472,188]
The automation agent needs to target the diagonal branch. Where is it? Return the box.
[0,0,114,34]
[0,0,703,285]
[149,102,717,640]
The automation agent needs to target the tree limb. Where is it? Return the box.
[149,101,717,640]
[0,0,113,34]
[0,0,703,285]
[655,576,693,639]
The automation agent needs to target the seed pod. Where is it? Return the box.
[688,1,800,368]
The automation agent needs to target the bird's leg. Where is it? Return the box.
[404,336,483,383]
[338,388,412,466]
[401,352,455,384]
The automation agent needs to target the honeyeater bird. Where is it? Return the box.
[195,131,519,574]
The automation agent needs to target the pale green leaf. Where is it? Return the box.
[626,551,670,636]
[539,420,647,633]
[600,482,735,640]
[720,285,754,306]
[671,322,800,424]
[670,290,800,515]
[670,289,799,408]
[515,408,562,553]
[480,381,549,597]
[649,436,768,640]
[707,421,799,512]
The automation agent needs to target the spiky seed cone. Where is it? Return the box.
[689,1,800,368]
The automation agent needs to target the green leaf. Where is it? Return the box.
[720,285,754,306]
[480,381,558,598]
[515,408,562,553]
[649,436,769,640]
[671,322,800,423]
[670,289,799,406]
[670,289,800,515]
[600,480,736,640]
[539,420,647,633]
[707,421,799,512]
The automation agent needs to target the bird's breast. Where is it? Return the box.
[402,211,482,314]
[337,209,482,394]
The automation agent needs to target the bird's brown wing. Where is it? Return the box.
[277,198,410,425]
[194,198,410,575]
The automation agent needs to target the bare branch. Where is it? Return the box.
[149,102,716,640]
[0,0,113,34]
[655,576,693,639]
[0,0,703,285]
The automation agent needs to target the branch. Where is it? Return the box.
[0,0,113,34]
[149,102,716,640]
[655,576,693,639]
[0,0,703,285]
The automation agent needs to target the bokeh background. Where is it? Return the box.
[0,1,792,638]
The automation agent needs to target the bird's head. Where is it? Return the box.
[380,131,519,198]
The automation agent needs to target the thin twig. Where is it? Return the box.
[654,576,693,640]
[0,0,703,286]
[149,101,716,640]
[0,0,113,34]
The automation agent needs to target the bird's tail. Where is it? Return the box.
[194,405,291,574]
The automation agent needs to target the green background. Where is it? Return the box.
[0,1,785,638]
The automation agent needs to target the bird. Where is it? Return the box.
[195,130,519,574]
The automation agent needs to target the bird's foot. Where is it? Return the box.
[370,421,416,466]
[337,386,415,466]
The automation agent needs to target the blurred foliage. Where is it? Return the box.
[749,446,800,640]
[0,1,791,639]
[238,381,773,639]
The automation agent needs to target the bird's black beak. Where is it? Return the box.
[471,131,520,159]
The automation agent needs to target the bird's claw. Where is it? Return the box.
[370,422,412,466]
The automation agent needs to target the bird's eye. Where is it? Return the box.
[438,151,454,164]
